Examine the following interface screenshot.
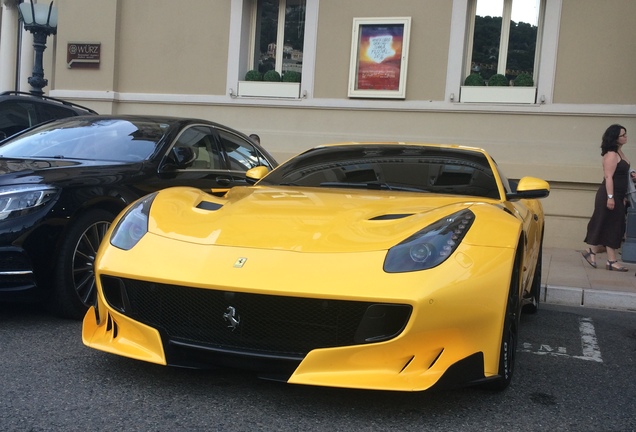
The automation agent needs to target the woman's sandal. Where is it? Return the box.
[606,260,629,272]
[581,248,597,268]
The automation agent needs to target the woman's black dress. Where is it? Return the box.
[584,156,630,249]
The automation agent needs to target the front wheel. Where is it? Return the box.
[50,209,114,320]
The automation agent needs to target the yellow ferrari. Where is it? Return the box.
[83,143,549,392]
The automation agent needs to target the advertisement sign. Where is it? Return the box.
[348,18,411,99]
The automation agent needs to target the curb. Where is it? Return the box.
[542,285,636,312]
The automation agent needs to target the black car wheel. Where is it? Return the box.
[50,209,114,320]
[483,251,521,391]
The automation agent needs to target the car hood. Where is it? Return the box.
[0,157,141,186]
[148,186,489,253]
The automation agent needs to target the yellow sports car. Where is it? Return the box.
[82,143,549,392]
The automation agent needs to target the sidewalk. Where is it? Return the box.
[542,247,636,311]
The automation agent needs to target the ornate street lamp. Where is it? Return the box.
[18,0,58,96]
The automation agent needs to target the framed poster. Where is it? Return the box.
[348,17,411,99]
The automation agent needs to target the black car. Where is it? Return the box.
[0,91,97,141]
[0,115,277,319]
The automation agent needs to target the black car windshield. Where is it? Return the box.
[0,118,171,162]
[259,145,501,199]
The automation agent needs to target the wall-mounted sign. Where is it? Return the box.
[67,43,101,69]
[348,18,411,99]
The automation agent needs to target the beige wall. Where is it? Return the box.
[554,0,636,104]
[54,0,231,95]
[116,0,231,94]
[53,0,118,91]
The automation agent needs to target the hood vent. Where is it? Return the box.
[369,213,413,221]
[196,201,223,211]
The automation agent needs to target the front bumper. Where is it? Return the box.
[83,233,515,391]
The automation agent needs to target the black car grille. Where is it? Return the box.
[102,277,411,360]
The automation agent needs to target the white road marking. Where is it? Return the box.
[519,317,603,363]
[573,317,603,363]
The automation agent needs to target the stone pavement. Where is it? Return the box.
[542,247,636,311]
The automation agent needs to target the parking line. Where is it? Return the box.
[573,317,603,363]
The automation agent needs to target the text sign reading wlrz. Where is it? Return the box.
[67,43,101,69]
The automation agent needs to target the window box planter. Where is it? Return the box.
[237,81,301,99]
[460,86,537,104]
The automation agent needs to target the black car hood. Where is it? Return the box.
[0,157,143,187]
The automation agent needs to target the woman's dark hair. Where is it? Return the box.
[601,124,626,155]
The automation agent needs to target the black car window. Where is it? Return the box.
[0,118,164,162]
[0,101,36,138]
[259,145,501,199]
[36,103,80,122]
[172,126,223,170]
[217,129,272,171]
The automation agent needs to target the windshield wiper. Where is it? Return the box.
[319,181,426,192]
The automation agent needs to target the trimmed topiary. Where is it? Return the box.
[488,74,508,86]
[282,71,301,82]
[463,73,485,86]
[514,73,534,87]
[263,70,281,82]
[244,70,262,81]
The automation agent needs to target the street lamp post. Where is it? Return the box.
[18,0,58,96]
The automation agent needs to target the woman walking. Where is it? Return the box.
[582,124,630,271]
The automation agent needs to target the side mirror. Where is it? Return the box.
[506,176,550,201]
[245,166,270,184]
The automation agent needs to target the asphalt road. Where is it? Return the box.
[0,302,634,432]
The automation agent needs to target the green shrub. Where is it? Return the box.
[488,74,508,86]
[514,73,534,87]
[463,73,485,86]
[244,70,262,81]
[282,71,301,83]
[263,70,281,82]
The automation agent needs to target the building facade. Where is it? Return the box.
[1,0,635,249]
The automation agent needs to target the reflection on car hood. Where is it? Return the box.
[0,158,140,186]
[148,186,483,253]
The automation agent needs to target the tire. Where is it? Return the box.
[483,251,521,391]
[523,242,542,314]
[49,209,114,320]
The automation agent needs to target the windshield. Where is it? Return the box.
[259,145,501,199]
[0,118,171,162]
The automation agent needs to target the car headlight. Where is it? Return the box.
[0,185,58,221]
[110,192,157,250]
[383,209,475,273]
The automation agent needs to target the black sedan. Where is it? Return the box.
[0,115,277,319]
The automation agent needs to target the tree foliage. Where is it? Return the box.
[470,15,537,82]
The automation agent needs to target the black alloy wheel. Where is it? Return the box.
[51,209,114,320]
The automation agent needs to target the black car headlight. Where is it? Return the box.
[0,185,58,221]
[110,193,157,250]
[383,209,475,273]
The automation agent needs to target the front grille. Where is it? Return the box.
[104,277,411,359]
